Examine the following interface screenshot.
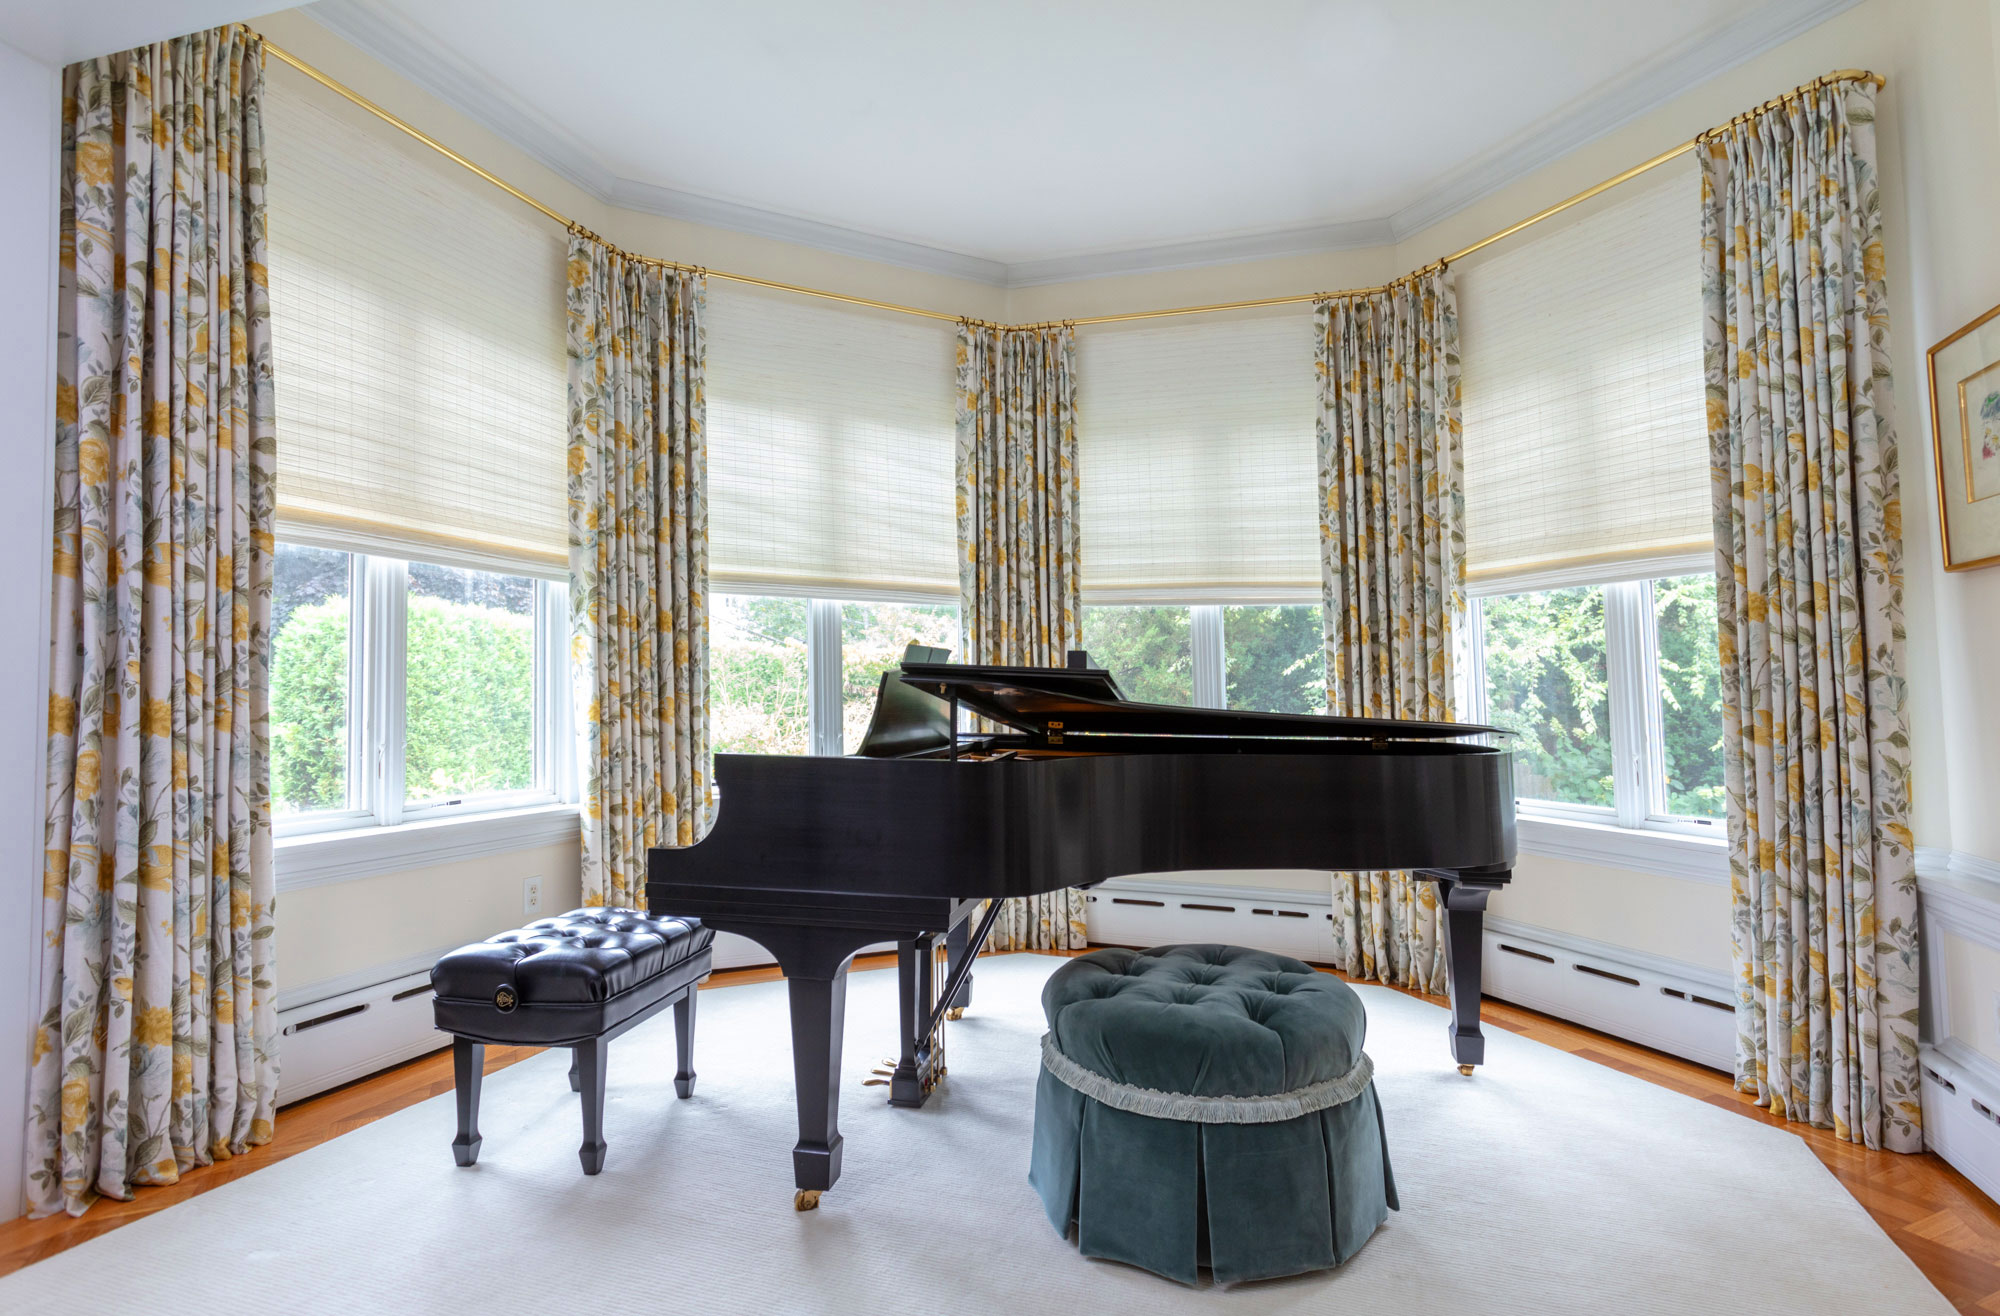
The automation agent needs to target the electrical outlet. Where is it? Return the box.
[523,876,543,917]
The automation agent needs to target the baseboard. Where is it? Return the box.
[1921,1042,2000,1203]
[1086,875,1736,1070]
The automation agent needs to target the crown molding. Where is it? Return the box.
[1387,0,1866,243]
[1002,217,1396,288]
[301,0,1863,290]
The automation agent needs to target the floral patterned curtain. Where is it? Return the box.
[955,324,1085,951]
[1701,79,1918,1152]
[1315,273,1464,994]
[30,25,278,1218]
[567,236,708,910]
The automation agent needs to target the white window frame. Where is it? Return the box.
[274,542,573,839]
[714,590,963,759]
[1463,566,1725,842]
[1080,596,1323,711]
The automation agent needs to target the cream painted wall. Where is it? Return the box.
[1487,858,1732,976]
[0,33,59,1228]
[280,841,581,991]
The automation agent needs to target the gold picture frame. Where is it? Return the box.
[1929,300,2000,569]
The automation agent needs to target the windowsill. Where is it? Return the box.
[1515,812,1727,884]
[275,802,582,891]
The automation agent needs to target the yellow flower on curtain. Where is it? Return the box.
[30,24,279,1218]
[1314,272,1464,995]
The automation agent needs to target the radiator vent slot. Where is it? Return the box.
[1276,910,1308,919]
[1499,943,1556,965]
[1111,897,1165,908]
[1252,908,1274,916]
[1572,963,1641,988]
[284,1002,368,1035]
[391,984,432,1003]
[1689,994,1733,1012]
[1926,1066,1958,1095]
[1181,903,1236,913]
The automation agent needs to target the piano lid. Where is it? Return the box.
[899,659,1502,741]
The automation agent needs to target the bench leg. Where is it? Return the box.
[452,1038,484,1167]
[673,986,698,1099]
[575,1037,608,1175]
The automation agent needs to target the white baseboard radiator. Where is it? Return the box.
[1085,877,1736,1072]
[274,951,455,1106]
[1922,1043,2000,1204]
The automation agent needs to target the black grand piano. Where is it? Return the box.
[647,647,1515,1209]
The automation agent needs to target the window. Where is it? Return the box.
[1082,606,1195,705]
[705,285,958,598]
[1080,603,1326,713]
[272,542,569,836]
[271,544,354,816]
[711,594,811,756]
[264,59,568,575]
[1457,162,1708,585]
[1076,313,1318,600]
[707,593,960,757]
[1467,572,1723,832]
[1223,605,1326,715]
[840,602,960,752]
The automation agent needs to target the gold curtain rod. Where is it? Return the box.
[258,39,1881,332]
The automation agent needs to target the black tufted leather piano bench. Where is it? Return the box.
[431,907,714,1175]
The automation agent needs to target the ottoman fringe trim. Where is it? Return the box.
[1039,1033,1375,1124]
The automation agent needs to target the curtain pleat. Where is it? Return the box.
[955,324,1086,952]
[567,236,708,909]
[30,24,278,1217]
[1701,79,1919,1152]
[1315,274,1464,994]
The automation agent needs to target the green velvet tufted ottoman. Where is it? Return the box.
[1029,944,1397,1285]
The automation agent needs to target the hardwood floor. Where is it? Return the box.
[2,950,1995,1310]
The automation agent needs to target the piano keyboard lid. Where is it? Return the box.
[899,657,1504,742]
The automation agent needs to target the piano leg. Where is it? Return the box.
[787,964,852,1210]
[944,917,973,1020]
[1440,878,1497,1074]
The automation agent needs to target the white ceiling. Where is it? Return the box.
[8,0,1863,284]
[0,0,282,64]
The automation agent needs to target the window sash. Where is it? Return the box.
[274,545,568,836]
[1465,570,1723,836]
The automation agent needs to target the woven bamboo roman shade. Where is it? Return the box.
[705,282,958,600]
[1456,164,1708,586]
[1076,312,1319,601]
[264,63,569,576]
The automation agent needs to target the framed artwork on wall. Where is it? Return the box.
[1929,301,2000,570]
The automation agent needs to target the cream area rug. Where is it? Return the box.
[2,953,1950,1314]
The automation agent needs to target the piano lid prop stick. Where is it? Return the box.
[923,898,1006,1045]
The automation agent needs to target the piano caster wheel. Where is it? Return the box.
[1458,1064,1475,1076]
[946,1007,965,1021]
[794,1189,823,1212]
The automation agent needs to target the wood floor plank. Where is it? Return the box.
[0,953,1987,1312]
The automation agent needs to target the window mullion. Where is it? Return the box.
[1602,581,1650,828]
[1191,605,1225,709]
[1460,599,1489,725]
[359,555,409,826]
[807,597,844,756]
[538,579,578,804]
